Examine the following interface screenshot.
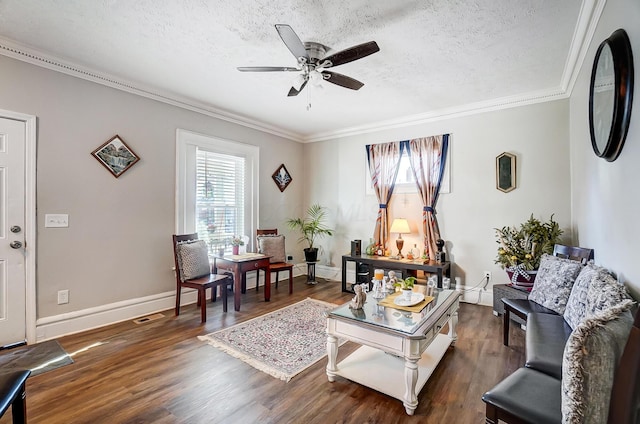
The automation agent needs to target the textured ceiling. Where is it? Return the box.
[0,0,587,141]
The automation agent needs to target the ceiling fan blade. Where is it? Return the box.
[288,80,308,97]
[275,24,309,61]
[237,66,300,72]
[321,71,364,90]
[322,41,380,67]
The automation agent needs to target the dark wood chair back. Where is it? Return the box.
[608,311,640,424]
[552,244,594,264]
[257,229,278,236]
[255,229,294,294]
[172,233,199,281]
[172,233,231,322]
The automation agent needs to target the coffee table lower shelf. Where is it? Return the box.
[332,334,452,413]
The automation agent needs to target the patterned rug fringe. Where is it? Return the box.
[198,297,341,382]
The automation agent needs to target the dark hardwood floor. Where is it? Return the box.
[1,277,525,424]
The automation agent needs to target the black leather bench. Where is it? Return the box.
[483,305,638,424]
[524,313,573,379]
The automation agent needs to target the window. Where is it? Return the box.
[365,142,451,195]
[176,129,259,255]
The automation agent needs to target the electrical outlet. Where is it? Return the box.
[483,271,491,290]
[57,289,69,305]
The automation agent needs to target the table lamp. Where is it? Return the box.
[389,218,411,258]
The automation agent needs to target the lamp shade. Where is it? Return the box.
[390,218,411,234]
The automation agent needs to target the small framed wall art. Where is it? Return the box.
[272,163,292,192]
[91,135,140,178]
[496,152,516,193]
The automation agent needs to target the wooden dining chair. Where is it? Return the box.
[172,234,233,322]
[255,229,294,294]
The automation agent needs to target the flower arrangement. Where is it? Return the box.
[495,214,563,270]
[230,236,245,247]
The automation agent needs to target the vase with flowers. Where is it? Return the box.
[230,236,244,255]
[495,214,563,288]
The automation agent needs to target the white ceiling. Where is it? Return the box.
[0,0,594,142]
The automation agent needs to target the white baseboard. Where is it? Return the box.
[458,287,493,306]
[37,265,484,341]
[35,271,295,342]
[35,289,191,342]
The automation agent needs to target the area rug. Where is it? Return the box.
[198,298,343,382]
[0,340,73,376]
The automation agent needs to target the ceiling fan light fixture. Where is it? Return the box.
[309,70,323,86]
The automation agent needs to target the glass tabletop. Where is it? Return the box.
[329,289,456,334]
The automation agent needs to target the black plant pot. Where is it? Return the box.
[304,248,318,262]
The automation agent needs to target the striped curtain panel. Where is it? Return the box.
[366,141,404,252]
[406,134,449,259]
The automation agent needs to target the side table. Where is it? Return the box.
[492,284,527,326]
[306,261,319,285]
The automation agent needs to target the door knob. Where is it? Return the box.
[10,225,21,233]
[10,241,22,249]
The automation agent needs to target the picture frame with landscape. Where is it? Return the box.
[91,135,140,178]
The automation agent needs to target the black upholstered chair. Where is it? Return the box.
[502,244,594,346]
[483,310,640,424]
[0,369,31,424]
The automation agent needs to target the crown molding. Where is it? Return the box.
[0,37,304,142]
[303,87,570,143]
[559,0,606,94]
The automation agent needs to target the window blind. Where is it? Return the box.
[195,148,245,255]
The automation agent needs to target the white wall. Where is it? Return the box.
[570,0,640,298]
[0,54,303,335]
[304,100,572,302]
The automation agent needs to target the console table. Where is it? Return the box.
[341,254,450,293]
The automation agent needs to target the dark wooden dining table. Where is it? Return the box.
[213,253,271,311]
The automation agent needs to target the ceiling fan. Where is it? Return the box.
[238,24,380,97]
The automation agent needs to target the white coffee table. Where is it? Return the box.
[326,289,460,415]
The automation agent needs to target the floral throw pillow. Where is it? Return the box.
[528,253,584,314]
[176,240,211,281]
[585,270,632,318]
[563,264,600,329]
[257,235,286,263]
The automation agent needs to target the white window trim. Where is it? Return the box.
[175,129,259,249]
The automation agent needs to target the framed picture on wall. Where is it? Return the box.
[91,135,140,178]
[272,163,292,192]
[496,152,516,193]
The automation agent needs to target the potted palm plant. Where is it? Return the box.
[286,203,333,262]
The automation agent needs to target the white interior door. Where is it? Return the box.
[0,117,26,347]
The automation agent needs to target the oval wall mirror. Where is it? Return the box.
[589,29,634,162]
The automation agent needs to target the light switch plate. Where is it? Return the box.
[45,214,69,228]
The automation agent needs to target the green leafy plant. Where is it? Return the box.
[230,236,244,246]
[286,203,333,250]
[495,214,563,270]
[394,276,417,290]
